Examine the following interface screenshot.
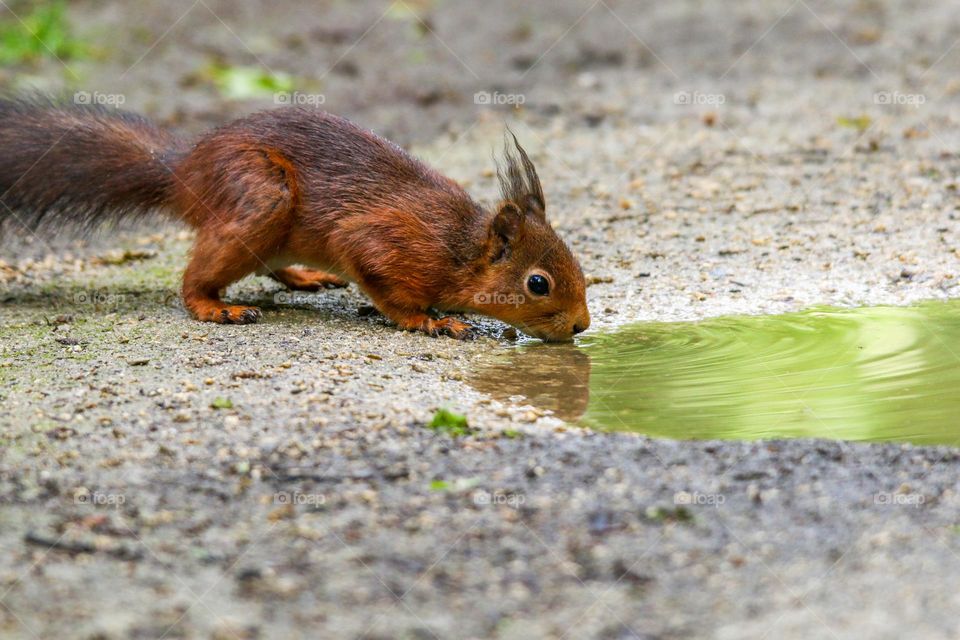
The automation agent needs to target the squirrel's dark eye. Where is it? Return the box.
[527,274,550,296]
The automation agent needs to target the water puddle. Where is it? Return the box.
[470,301,960,445]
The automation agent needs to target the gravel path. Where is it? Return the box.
[3,1,960,639]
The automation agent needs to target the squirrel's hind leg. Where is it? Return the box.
[177,145,302,324]
[182,232,266,324]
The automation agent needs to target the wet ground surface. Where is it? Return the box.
[3,1,960,639]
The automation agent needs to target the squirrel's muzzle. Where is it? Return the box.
[530,306,591,342]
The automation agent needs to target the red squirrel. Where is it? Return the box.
[0,97,590,341]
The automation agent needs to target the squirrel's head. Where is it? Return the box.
[463,133,590,342]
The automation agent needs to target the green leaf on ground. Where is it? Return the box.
[429,477,481,492]
[210,397,233,410]
[645,505,695,524]
[426,408,472,436]
[836,115,872,132]
[207,64,295,100]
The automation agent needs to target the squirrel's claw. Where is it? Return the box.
[214,305,262,324]
[396,313,474,340]
[430,316,475,340]
[236,307,263,324]
[450,323,479,341]
[185,296,263,324]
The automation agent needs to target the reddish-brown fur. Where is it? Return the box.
[0,98,589,341]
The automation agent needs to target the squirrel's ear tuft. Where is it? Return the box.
[496,130,545,221]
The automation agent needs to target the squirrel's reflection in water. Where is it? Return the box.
[469,344,591,421]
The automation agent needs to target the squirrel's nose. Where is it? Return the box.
[572,312,590,335]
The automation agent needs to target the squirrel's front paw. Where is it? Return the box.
[428,316,475,340]
[393,312,474,340]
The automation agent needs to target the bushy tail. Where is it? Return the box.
[0,96,186,233]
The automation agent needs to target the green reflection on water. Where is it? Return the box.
[470,301,960,445]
